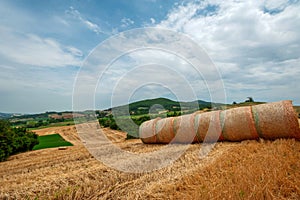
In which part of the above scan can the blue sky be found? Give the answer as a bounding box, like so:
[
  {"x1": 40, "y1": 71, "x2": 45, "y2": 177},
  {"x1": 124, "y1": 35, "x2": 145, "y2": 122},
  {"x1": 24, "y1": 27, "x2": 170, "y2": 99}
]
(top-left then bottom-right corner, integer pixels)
[{"x1": 0, "y1": 0, "x2": 300, "y2": 113}]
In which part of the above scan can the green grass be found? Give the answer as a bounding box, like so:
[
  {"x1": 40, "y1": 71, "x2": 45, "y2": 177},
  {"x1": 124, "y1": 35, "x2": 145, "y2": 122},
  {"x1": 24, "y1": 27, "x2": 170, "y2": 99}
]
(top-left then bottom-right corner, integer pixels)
[{"x1": 33, "y1": 134, "x2": 73, "y2": 150}]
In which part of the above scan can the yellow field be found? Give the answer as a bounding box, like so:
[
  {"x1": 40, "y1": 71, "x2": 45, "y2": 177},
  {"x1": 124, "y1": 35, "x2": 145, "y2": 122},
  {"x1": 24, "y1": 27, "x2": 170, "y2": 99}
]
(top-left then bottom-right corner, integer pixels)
[{"x1": 1, "y1": 121, "x2": 300, "y2": 199}]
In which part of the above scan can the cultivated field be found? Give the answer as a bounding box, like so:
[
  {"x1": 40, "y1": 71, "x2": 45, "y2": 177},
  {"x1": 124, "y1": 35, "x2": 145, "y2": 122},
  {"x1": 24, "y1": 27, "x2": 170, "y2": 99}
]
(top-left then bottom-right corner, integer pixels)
[{"x1": 1, "y1": 121, "x2": 300, "y2": 199}]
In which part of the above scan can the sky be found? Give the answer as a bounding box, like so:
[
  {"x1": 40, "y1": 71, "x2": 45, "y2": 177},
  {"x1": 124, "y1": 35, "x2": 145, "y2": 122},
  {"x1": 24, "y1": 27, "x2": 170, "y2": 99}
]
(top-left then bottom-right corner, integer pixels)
[{"x1": 0, "y1": 0, "x2": 300, "y2": 113}]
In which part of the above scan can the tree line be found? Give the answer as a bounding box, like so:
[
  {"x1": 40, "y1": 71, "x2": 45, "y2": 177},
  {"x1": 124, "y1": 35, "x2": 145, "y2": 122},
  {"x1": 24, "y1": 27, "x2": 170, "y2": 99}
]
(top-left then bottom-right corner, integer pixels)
[{"x1": 0, "y1": 120, "x2": 39, "y2": 161}]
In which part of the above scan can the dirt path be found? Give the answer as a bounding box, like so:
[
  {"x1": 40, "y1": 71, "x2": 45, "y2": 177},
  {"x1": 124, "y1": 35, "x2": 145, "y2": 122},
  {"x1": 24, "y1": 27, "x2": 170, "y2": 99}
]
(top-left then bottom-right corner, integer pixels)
[{"x1": 33, "y1": 124, "x2": 127, "y2": 146}]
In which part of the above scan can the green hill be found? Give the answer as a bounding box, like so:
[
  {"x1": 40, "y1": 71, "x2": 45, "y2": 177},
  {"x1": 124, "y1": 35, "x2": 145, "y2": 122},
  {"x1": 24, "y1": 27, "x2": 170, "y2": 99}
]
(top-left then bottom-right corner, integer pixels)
[{"x1": 110, "y1": 97, "x2": 213, "y2": 116}]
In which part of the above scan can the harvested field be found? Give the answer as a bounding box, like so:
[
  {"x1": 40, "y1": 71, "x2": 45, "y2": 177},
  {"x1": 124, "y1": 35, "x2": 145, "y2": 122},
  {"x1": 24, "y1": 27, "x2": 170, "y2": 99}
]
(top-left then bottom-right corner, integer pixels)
[{"x1": 1, "y1": 122, "x2": 300, "y2": 199}]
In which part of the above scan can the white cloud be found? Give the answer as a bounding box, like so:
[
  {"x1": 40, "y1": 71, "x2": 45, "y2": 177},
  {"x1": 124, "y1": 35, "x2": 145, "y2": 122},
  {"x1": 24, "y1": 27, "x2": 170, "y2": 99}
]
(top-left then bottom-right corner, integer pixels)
[
  {"x1": 81, "y1": 28, "x2": 225, "y2": 109},
  {"x1": 264, "y1": 0, "x2": 290, "y2": 11},
  {"x1": 66, "y1": 6, "x2": 104, "y2": 35},
  {"x1": 150, "y1": 18, "x2": 156, "y2": 24},
  {"x1": 158, "y1": 0, "x2": 300, "y2": 103},
  {"x1": 121, "y1": 17, "x2": 134, "y2": 28},
  {"x1": 0, "y1": 26, "x2": 83, "y2": 67}
]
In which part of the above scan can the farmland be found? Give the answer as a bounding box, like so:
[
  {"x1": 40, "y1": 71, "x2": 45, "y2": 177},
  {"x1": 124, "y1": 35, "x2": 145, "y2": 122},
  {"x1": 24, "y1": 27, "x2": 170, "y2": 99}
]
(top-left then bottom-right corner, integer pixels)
[
  {"x1": 32, "y1": 134, "x2": 73, "y2": 150},
  {"x1": 0, "y1": 121, "x2": 300, "y2": 199}
]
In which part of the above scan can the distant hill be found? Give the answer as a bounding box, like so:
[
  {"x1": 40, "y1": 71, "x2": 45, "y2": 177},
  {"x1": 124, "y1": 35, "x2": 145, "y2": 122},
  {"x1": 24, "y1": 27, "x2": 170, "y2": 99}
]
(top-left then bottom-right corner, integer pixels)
[
  {"x1": 109, "y1": 97, "x2": 215, "y2": 115},
  {"x1": 0, "y1": 112, "x2": 22, "y2": 119}
]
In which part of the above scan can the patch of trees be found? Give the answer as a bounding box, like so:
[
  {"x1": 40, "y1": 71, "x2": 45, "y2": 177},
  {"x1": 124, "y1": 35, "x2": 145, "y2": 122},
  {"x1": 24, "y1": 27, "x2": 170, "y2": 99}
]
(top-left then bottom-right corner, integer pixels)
[{"x1": 0, "y1": 120, "x2": 39, "y2": 161}]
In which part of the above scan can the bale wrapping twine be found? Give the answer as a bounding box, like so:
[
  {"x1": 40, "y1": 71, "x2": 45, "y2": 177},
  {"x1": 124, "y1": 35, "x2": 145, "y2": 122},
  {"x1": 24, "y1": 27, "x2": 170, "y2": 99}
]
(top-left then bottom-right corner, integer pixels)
[{"x1": 139, "y1": 100, "x2": 300, "y2": 144}]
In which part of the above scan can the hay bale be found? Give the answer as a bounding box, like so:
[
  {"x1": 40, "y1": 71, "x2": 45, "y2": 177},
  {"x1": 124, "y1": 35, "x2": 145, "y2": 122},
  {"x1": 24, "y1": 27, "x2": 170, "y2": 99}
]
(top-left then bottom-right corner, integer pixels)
[
  {"x1": 155, "y1": 117, "x2": 175, "y2": 144},
  {"x1": 139, "y1": 118, "x2": 161, "y2": 144},
  {"x1": 173, "y1": 114, "x2": 197, "y2": 143},
  {"x1": 194, "y1": 111, "x2": 223, "y2": 143},
  {"x1": 139, "y1": 100, "x2": 300, "y2": 144},
  {"x1": 252, "y1": 100, "x2": 300, "y2": 140},
  {"x1": 221, "y1": 106, "x2": 258, "y2": 141}
]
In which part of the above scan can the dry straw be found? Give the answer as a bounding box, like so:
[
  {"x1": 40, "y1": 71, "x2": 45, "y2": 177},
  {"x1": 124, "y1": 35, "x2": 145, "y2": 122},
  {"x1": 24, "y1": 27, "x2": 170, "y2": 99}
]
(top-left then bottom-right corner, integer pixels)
[
  {"x1": 139, "y1": 100, "x2": 300, "y2": 143},
  {"x1": 194, "y1": 110, "x2": 223, "y2": 143},
  {"x1": 139, "y1": 118, "x2": 161, "y2": 144},
  {"x1": 155, "y1": 117, "x2": 175, "y2": 143},
  {"x1": 220, "y1": 106, "x2": 258, "y2": 141},
  {"x1": 251, "y1": 100, "x2": 300, "y2": 140},
  {"x1": 172, "y1": 113, "x2": 197, "y2": 144}
]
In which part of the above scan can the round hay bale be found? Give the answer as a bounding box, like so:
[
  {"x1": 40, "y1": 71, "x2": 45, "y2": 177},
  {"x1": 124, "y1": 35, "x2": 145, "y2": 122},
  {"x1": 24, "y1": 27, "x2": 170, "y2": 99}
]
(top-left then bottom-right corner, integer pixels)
[
  {"x1": 155, "y1": 117, "x2": 175, "y2": 144},
  {"x1": 252, "y1": 100, "x2": 300, "y2": 140},
  {"x1": 139, "y1": 118, "x2": 161, "y2": 144},
  {"x1": 173, "y1": 113, "x2": 197, "y2": 143},
  {"x1": 194, "y1": 110, "x2": 223, "y2": 143},
  {"x1": 58, "y1": 147, "x2": 68, "y2": 150},
  {"x1": 221, "y1": 106, "x2": 258, "y2": 141},
  {"x1": 139, "y1": 100, "x2": 300, "y2": 144}
]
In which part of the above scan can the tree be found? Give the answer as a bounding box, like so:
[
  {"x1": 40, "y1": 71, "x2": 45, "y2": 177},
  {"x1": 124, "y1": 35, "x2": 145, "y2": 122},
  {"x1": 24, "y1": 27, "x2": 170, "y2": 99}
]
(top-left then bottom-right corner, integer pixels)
[
  {"x1": 245, "y1": 97, "x2": 254, "y2": 102},
  {"x1": 0, "y1": 120, "x2": 39, "y2": 161}
]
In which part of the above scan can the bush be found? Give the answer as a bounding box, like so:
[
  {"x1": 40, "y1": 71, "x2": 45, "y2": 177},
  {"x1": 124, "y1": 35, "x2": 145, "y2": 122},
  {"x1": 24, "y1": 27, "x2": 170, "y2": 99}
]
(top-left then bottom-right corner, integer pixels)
[
  {"x1": 167, "y1": 111, "x2": 181, "y2": 117},
  {"x1": 0, "y1": 120, "x2": 39, "y2": 161}
]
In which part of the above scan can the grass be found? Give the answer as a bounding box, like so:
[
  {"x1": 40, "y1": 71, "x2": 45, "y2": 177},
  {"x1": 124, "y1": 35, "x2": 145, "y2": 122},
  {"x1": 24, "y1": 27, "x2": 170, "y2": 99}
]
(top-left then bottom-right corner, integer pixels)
[{"x1": 33, "y1": 133, "x2": 73, "y2": 150}]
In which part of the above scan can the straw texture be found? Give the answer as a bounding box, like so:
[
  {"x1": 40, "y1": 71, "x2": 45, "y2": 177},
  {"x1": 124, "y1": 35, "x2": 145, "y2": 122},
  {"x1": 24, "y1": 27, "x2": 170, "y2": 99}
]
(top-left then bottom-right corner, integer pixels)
[
  {"x1": 252, "y1": 100, "x2": 300, "y2": 140},
  {"x1": 194, "y1": 111, "x2": 223, "y2": 143},
  {"x1": 173, "y1": 114, "x2": 197, "y2": 144},
  {"x1": 221, "y1": 106, "x2": 259, "y2": 141},
  {"x1": 139, "y1": 100, "x2": 300, "y2": 144},
  {"x1": 155, "y1": 117, "x2": 175, "y2": 144},
  {"x1": 139, "y1": 118, "x2": 160, "y2": 144}
]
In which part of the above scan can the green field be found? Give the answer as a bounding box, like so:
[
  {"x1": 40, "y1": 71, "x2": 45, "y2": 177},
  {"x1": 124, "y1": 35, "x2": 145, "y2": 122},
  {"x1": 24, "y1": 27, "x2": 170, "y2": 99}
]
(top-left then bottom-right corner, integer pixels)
[{"x1": 33, "y1": 134, "x2": 73, "y2": 150}]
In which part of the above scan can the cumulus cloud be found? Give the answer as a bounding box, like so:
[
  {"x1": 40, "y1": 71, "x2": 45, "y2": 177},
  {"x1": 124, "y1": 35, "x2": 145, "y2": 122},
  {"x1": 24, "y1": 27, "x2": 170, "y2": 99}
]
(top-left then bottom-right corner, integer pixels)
[{"x1": 158, "y1": 0, "x2": 300, "y2": 103}]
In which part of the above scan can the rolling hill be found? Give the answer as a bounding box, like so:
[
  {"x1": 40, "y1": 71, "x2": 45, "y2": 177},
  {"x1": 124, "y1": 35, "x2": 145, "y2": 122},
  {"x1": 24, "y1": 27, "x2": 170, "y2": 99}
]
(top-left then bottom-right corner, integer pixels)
[{"x1": 107, "y1": 97, "x2": 215, "y2": 115}]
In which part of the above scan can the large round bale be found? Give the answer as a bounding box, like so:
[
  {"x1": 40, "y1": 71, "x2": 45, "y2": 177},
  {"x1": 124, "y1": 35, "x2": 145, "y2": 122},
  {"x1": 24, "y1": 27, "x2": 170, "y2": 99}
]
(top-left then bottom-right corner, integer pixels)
[
  {"x1": 155, "y1": 117, "x2": 175, "y2": 144},
  {"x1": 139, "y1": 118, "x2": 161, "y2": 144},
  {"x1": 251, "y1": 100, "x2": 300, "y2": 140},
  {"x1": 173, "y1": 113, "x2": 197, "y2": 143},
  {"x1": 139, "y1": 100, "x2": 300, "y2": 144},
  {"x1": 221, "y1": 106, "x2": 258, "y2": 141},
  {"x1": 194, "y1": 110, "x2": 223, "y2": 143}
]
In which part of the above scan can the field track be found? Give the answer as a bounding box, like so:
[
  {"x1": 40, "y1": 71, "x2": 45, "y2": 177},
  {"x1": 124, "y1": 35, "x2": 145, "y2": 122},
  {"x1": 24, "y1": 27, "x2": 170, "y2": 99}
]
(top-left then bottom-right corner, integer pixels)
[{"x1": 0, "y1": 121, "x2": 300, "y2": 199}]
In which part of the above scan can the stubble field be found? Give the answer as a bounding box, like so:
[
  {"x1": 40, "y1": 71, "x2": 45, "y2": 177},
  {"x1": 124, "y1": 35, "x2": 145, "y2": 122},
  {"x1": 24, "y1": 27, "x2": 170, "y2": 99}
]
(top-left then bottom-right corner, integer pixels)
[{"x1": 1, "y1": 121, "x2": 300, "y2": 199}]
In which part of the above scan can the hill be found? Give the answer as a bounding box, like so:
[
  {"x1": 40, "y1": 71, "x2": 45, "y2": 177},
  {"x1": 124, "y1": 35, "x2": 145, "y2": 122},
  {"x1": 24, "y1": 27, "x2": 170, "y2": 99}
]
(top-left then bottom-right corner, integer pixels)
[{"x1": 108, "y1": 97, "x2": 214, "y2": 115}]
